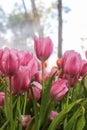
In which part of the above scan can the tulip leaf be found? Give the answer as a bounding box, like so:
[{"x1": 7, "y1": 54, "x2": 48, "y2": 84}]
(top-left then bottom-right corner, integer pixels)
[
  {"x1": 83, "y1": 75, "x2": 87, "y2": 89},
  {"x1": 75, "y1": 106, "x2": 85, "y2": 130},
  {"x1": 39, "y1": 72, "x2": 56, "y2": 128},
  {"x1": 64, "y1": 106, "x2": 85, "y2": 130},
  {"x1": 48, "y1": 99, "x2": 84, "y2": 130}
]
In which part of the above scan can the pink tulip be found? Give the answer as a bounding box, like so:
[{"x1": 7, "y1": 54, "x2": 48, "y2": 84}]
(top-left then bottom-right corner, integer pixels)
[
  {"x1": 32, "y1": 81, "x2": 42, "y2": 90},
  {"x1": 11, "y1": 66, "x2": 31, "y2": 95},
  {"x1": 34, "y1": 36, "x2": 53, "y2": 61},
  {"x1": 20, "y1": 50, "x2": 33, "y2": 66},
  {"x1": 28, "y1": 86, "x2": 41, "y2": 101},
  {"x1": 61, "y1": 50, "x2": 82, "y2": 76},
  {"x1": 80, "y1": 60, "x2": 87, "y2": 76},
  {"x1": 49, "y1": 111, "x2": 58, "y2": 121},
  {"x1": 34, "y1": 70, "x2": 49, "y2": 83},
  {"x1": 50, "y1": 78, "x2": 68, "y2": 101},
  {"x1": 28, "y1": 57, "x2": 39, "y2": 77},
  {"x1": 0, "y1": 92, "x2": 5, "y2": 107},
  {"x1": 62, "y1": 74, "x2": 78, "y2": 87},
  {"x1": 0, "y1": 47, "x2": 20, "y2": 76},
  {"x1": 22, "y1": 115, "x2": 31, "y2": 129}
]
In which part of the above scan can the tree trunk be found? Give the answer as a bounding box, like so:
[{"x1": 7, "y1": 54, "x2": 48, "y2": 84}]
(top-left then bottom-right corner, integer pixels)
[
  {"x1": 30, "y1": 0, "x2": 43, "y2": 37},
  {"x1": 21, "y1": 0, "x2": 34, "y2": 37},
  {"x1": 58, "y1": 0, "x2": 62, "y2": 58}
]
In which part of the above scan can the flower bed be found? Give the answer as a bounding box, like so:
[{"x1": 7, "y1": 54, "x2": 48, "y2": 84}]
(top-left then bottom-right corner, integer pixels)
[{"x1": 0, "y1": 36, "x2": 87, "y2": 130}]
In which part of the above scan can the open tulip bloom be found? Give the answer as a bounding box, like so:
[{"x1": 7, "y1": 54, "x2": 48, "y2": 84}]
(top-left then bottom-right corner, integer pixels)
[{"x1": 0, "y1": 36, "x2": 87, "y2": 130}]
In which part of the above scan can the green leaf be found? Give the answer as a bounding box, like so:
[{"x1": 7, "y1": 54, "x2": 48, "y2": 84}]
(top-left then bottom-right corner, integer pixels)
[
  {"x1": 48, "y1": 99, "x2": 83, "y2": 130},
  {"x1": 75, "y1": 106, "x2": 85, "y2": 130},
  {"x1": 64, "y1": 106, "x2": 85, "y2": 130},
  {"x1": 39, "y1": 72, "x2": 56, "y2": 127}
]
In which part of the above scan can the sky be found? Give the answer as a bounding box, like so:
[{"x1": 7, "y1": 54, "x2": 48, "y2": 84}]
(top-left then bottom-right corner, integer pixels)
[
  {"x1": 63, "y1": 0, "x2": 87, "y2": 57},
  {"x1": 0, "y1": 0, "x2": 87, "y2": 67}
]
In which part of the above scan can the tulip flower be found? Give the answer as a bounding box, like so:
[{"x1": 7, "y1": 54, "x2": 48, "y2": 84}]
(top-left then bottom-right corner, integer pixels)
[
  {"x1": 49, "y1": 111, "x2": 58, "y2": 121},
  {"x1": 20, "y1": 50, "x2": 33, "y2": 66},
  {"x1": 11, "y1": 66, "x2": 31, "y2": 95},
  {"x1": 28, "y1": 57, "x2": 39, "y2": 77},
  {"x1": 28, "y1": 86, "x2": 41, "y2": 101},
  {"x1": 61, "y1": 50, "x2": 82, "y2": 76},
  {"x1": 0, "y1": 47, "x2": 20, "y2": 76},
  {"x1": 34, "y1": 70, "x2": 49, "y2": 83},
  {"x1": 80, "y1": 60, "x2": 87, "y2": 76},
  {"x1": 22, "y1": 115, "x2": 31, "y2": 129},
  {"x1": 50, "y1": 78, "x2": 68, "y2": 101},
  {"x1": 62, "y1": 74, "x2": 78, "y2": 87},
  {"x1": 0, "y1": 92, "x2": 5, "y2": 107},
  {"x1": 34, "y1": 36, "x2": 53, "y2": 61}
]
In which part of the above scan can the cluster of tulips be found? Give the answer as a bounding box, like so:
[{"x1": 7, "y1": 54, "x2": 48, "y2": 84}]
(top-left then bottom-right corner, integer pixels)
[{"x1": 0, "y1": 36, "x2": 87, "y2": 130}]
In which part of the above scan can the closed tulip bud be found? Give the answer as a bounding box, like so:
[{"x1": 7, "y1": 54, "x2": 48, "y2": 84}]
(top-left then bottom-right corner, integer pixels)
[
  {"x1": 61, "y1": 50, "x2": 82, "y2": 76},
  {"x1": 28, "y1": 57, "x2": 39, "y2": 77},
  {"x1": 34, "y1": 70, "x2": 49, "y2": 83},
  {"x1": 0, "y1": 47, "x2": 20, "y2": 76},
  {"x1": 20, "y1": 50, "x2": 33, "y2": 66},
  {"x1": 50, "y1": 78, "x2": 68, "y2": 101},
  {"x1": 11, "y1": 66, "x2": 31, "y2": 95},
  {"x1": 62, "y1": 74, "x2": 78, "y2": 87},
  {"x1": 80, "y1": 60, "x2": 87, "y2": 76},
  {"x1": 22, "y1": 115, "x2": 31, "y2": 129},
  {"x1": 28, "y1": 87, "x2": 41, "y2": 101},
  {"x1": 49, "y1": 111, "x2": 58, "y2": 121},
  {"x1": 34, "y1": 36, "x2": 53, "y2": 61}
]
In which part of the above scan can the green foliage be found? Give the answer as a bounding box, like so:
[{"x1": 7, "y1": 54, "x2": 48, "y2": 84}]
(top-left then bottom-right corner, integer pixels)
[{"x1": 0, "y1": 107, "x2": 7, "y2": 127}]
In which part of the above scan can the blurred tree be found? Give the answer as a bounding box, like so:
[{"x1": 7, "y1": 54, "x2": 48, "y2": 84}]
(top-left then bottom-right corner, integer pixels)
[
  {"x1": 7, "y1": 3, "x2": 34, "y2": 46},
  {"x1": 58, "y1": 0, "x2": 71, "y2": 58},
  {"x1": 6, "y1": 0, "x2": 59, "y2": 51},
  {"x1": 58, "y1": 0, "x2": 62, "y2": 58},
  {"x1": 30, "y1": 0, "x2": 43, "y2": 37}
]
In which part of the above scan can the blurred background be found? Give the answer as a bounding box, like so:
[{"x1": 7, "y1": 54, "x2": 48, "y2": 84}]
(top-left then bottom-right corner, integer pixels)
[{"x1": 0, "y1": 0, "x2": 87, "y2": 67}]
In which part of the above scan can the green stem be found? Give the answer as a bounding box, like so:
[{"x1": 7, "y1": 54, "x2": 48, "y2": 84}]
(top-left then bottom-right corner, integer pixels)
[
  {"x1": 4, "y1": 78, "x2": 9, "y2": 119},
  {"x1": 23, "y1": 92, "x2": 27, "y2": 115},
  {"x1": 17, "y1": 95, "x2": 22, "y2": 130},
  {"x1": 38, "y1": 61, "x2": 45, "y2": 129},
  {"x1": 63, "y1": 92, "x2": 69, "y2": 129},
  {"x1": 0, "y1": 120, "x2": 9, "y2": 130},
  {"x1": 30, "y1": 87, "x2": 39, "y2": 130},
  {"x1": 41, "y1": 60, "x2": 45, "y2": 93},
  {"x1": 9, "y1": 76, "x2": 13, "y2": 130}
]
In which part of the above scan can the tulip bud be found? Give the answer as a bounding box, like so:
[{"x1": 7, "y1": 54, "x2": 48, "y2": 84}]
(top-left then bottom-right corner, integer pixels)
[
  {"x1": 50, "y1": 78, "x2": 68, "y2": 101},
  {"x1": 28, "y1": 87, "x2": 41, "y2": 101},
  {"x1": 11, "y1": 66, "x2": 31, "y2": 95},
  {"x1": 80, "y1": 60, "x2": 87, "y2": 76},
  {"x1": 22, "y1": 115, "x2": 31, "y2": 129},
  {"x1": 0, "y1": 47, "x2": 20, "y2": 76},
  {"x1": 20, "y1": 50, "x2": 33, "y2": 66},
  {"x1": 61, "y1": 50, "x2": 82, "y2": 76},
  {"x1": 34, "y1": 36, "x2": 53, "y2": 61},
  {"x1": 49, "y1": 111, "x2": 58, "y2": 121},
  {"x1": 34, "y1": 70, "x2": 49, "y2": 83}
]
